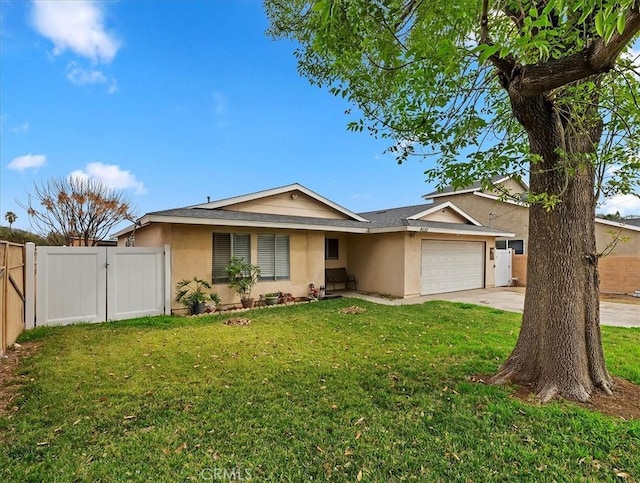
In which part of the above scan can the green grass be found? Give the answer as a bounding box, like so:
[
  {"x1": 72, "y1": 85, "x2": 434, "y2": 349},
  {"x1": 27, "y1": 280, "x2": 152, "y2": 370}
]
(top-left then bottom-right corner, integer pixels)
[{"x1": 1, "y1": 299, "x2": 639, "y2": 482}]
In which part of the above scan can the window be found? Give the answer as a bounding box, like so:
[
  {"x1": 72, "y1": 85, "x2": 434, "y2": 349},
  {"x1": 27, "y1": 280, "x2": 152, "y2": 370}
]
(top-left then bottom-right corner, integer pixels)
[
  {"x1": 495, "y1": 239, "x2": 525, "y2": 255},
  {"x1": 325, "y1": 238, "x2": 339, "y2": 260},
  {"x1": 258, "y1": 234, "x2": 290, "y2": 280},
  {"x1": 212, "y1": 233, "x2": 250, "y2": 283}
]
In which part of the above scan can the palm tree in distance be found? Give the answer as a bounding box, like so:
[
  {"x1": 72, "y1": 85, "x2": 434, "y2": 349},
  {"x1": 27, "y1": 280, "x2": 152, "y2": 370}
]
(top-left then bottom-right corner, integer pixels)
[{"x1": 4, "y1": 211, "x2": 17, "y2": 229}]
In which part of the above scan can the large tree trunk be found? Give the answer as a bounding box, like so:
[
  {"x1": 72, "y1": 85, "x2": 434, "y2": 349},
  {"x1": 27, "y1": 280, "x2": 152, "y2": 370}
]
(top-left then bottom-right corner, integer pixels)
[{"x1": 491, "y1": 90, "x2": 613, "y2": 402}]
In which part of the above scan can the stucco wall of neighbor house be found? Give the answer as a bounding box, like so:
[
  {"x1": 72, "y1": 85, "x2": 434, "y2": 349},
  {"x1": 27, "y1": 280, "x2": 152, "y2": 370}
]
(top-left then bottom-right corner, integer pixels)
[
  {"x1": 324, "y1": 232, "x2": 349, "y2": 271},
  {"x1": 436, "y1": 194, "x2": 530, "y2": 243},
  {"x1": 599, "y1": 256, "x2": 640, "y2": 293},
  {"x1": 348, "y1": 232, "x2": 406, "y2": 297},
  {"x1": 595, "y1": 224, "x2": 640, "y2": 256},
  {"x1": 490, "y1": 178, "x2": 528, "y2": 196},
  {"x1": 512, "y1": 254, "x2": 528, "y2": 286},
  {"x1": 120, "y1": 223, "x2": 169, "y2": 247},
  {"x1": 225, "y1": 192, "x2": 349, "y2": 219},
  {"x1": 511, "y1": 254, "x2": 639, "y2": 293}
]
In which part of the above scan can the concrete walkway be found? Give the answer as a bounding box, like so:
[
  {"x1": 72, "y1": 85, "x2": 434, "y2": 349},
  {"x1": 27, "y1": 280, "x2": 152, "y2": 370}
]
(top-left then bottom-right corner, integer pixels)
[{"x1": 343, "y1": 287, "x2": 639, "y2": 328}]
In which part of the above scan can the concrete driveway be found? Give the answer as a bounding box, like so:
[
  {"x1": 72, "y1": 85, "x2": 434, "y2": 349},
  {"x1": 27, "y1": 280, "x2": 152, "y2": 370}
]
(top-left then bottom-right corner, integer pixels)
[{"x1": 349, "y1": 288, "x2": 640, "y2": 328}]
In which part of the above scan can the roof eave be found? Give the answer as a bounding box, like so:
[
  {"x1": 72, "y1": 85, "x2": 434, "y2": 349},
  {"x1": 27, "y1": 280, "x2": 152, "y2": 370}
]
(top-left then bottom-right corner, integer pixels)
[
  {"x1": 136, "y1": 214, "x2": 370, "y2": 234},
  {"x1": 369, "y1": 226, "x2": 515, "y2": 237}
]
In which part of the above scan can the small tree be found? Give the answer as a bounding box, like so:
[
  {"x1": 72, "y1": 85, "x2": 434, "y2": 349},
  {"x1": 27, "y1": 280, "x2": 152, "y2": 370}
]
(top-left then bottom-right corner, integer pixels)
[
  {"x1": 225, "y1": 256, "x2": 260, "y2": 303},
  {"x1": 4, "y1": 211, "x2": 17, "y2": 229},
  {"x1": 19, "y1": 177, "x2": 135, "y2": 246}
]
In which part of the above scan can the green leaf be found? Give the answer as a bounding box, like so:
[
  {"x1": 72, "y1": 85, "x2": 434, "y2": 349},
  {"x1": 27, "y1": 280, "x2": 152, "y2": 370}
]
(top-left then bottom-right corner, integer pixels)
[
  {"x1": 617, "y1": 14, "x2": 626, "y2": 35},
  {"x1": 595, "y1": 10, "x2": 605, "y2": 37}
]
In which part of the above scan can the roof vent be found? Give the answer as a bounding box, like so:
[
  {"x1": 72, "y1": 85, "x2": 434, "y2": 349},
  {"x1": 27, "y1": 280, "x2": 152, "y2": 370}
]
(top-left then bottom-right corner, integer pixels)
[{"x1": 376, "y1": 210, "x2": 387, "y2": 214}]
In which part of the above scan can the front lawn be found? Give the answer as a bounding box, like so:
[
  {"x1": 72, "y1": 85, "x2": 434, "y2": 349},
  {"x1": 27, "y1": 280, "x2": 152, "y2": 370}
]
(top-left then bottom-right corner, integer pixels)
[{"x1": 1, "y1": 299, "x2": 639, "y2": 481}]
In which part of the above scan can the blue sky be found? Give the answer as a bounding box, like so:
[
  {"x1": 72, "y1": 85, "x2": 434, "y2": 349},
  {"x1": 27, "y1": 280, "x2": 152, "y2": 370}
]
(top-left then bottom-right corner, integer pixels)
[{"x1": 1, "y1": 1, "x2": 638, "y2": 234}]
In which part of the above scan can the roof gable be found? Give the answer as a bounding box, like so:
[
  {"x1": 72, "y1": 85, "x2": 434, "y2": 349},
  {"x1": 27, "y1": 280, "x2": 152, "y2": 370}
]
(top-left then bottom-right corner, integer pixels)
[
  {"x1": 406, "y1": 201, "x2": 481, "y2": 226},
  {"x1": 193, "y1": 184, "x2": 368, "y2": 222}
]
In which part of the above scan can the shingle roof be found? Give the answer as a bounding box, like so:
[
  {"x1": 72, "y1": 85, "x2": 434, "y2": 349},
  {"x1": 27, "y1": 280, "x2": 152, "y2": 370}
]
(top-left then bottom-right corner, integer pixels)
[
  {"x1": 140, "y1": 201, "x2": 511, "y2": 236},
  {"x1": 148, "y1": 207, "x2": 368, "y2": 230},
  {"x1": 359, "y1": 203, "x2": 510, "y2": 235},
  {"x1": 621, "y1": 218, "x2": 640, "y2": 227}
]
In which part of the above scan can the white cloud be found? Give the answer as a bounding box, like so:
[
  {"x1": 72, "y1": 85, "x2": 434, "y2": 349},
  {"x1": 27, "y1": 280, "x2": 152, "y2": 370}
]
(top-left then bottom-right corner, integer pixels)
[
  {"x1": 70, "y1": 162, "x2": 146, "y2": 194},
  {"x1": 107, "y1": 79, "x2": 118, "y2": 95},
  {"x1": 31, "y1": 0, "x2": 120, "y2": 63},
  {"x1": 66, "y1": 62, "x2": 107, "y2": 85},
  {"x1": 11, "y1": 121, "x2": 29, "y2": 133},
  {"x1": 8, "y1": 153, "x2": 46, "y2": 171},
  {"x1": 212, "y1": 92, "x2": 228, "y2": 116},
  {"x1": 599, "y1": 194, "x2": 640, "y2": 217}
]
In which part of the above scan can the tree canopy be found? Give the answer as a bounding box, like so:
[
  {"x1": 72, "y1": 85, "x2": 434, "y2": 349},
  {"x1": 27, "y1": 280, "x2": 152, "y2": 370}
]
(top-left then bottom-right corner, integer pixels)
[
  {"x1": 266, "y1": 1, "x2": 640, "y2": 402},
  {"x1": 19, "y1": 177, "x2": 135, "y2": 246},
  {"x1": 267, "y1": 0, "x2": 639, "y2": 205}
]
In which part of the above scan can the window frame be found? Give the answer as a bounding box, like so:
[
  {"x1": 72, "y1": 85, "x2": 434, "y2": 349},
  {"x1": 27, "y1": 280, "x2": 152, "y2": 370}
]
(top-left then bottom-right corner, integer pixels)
[
  {"x1": 495, "y1": 239, "x2": 525, "y2": 255},
  {"x1": 325, "y1": 238, "x2": 339, "y2": 260},
  {"x1": 212, "y1": 232, "x2": 251, "y2": 283},
  {"x1": 258, "y1": 233, "x2": 290, "y2": 281}
]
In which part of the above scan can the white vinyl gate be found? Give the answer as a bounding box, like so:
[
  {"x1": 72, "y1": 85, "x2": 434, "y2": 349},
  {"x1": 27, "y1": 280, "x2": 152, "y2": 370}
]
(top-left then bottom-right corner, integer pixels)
[
  {"x1": 494, "y1": 248, "x2": 513, "y2": 287},
  {"x1": 34, "y1": 246, "x2": 170, "y2": 327}
]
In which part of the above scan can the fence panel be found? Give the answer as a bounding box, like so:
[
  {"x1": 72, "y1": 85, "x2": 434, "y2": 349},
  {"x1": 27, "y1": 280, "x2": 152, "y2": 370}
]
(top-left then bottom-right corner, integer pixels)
[
  {"x1": 107, "y1": 247, "x2": 166, "y2": 320},
  {"x1": 1, "y1": 242, "x2": 25, "y2": 356},
  {"x1": 36, "y1": 247, "x2": 107, "y2": 326},
  {"x1": 35, "y1": 246, "x2": 168, "y2": 327}
]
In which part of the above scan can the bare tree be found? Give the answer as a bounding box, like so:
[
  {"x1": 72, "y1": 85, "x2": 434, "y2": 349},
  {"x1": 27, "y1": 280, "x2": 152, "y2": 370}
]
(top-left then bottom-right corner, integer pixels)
[
  {"x1": 4, "y1": 211, "x2": 17, "y2": 229},
  {"x1": 19, "y1": 177, "x2": 135, "y2": 246}
]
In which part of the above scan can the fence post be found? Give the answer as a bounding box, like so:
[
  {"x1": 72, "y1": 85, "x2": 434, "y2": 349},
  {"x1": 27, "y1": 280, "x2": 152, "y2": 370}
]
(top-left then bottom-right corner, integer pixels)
[
  {"x1": 25, "y1": 243, "x2": 36, "y2": 329},
  {"x1": 164, "y1": 244, "x2": 171, "y2": 315}
]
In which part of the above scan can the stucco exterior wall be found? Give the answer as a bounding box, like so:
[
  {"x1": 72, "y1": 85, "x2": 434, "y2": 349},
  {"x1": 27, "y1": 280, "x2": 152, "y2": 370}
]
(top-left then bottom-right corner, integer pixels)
[
  {"x1": 599, "y1": 256, "x2": 640, "y2": 293},
  {"x1": 117, "y1": 223, "x2": 168, "y2": 248},
  {"x1": 512, "y1": 254, "x2": 528, "y2": 286},
  {"x1": 324, "y1": 232, "x2": 349, "y2": 270},
  {"x1": 595, "y1": 224, "x2": 640, "y2": 256},
  {"x1": 348, "y1": 232, "x2": 497, "y2": 298},
  {"x1": 348, "y1": 232, "x2": 406, "y2": 297},
  {"x1": 226, "y1": 192, "x2": 349, "y2": 219},
  {"x1": 168, "y1": 225, "x2": 325, "y2": 310},
  {"x1": 492, "y1": 178, "x2": 527, "y2": 196},
  {"x1": 436, "y1": 194, "x2": 530, "y2": 242},
  {"x1": 435, "y1": 193, "x2": 640, "y2": 256}
]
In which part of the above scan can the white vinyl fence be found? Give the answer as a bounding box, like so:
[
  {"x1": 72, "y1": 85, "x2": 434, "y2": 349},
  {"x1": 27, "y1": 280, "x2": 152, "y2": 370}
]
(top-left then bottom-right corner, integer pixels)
[{"x1": 25, "y1": 244, "x2": 171, "y2": 328}]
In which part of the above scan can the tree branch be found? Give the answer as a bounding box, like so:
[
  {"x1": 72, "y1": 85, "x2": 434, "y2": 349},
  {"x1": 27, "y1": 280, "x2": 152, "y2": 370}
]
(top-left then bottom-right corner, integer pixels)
[{"x1": 517, "y1": 8, "x2": 640, "y2": 97}]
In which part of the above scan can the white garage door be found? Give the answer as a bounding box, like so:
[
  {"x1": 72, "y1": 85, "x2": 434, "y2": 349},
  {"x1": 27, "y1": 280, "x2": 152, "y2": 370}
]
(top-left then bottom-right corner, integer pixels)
[{"x1": 421, "y1": 240, "x2": 485, "y2": 295}]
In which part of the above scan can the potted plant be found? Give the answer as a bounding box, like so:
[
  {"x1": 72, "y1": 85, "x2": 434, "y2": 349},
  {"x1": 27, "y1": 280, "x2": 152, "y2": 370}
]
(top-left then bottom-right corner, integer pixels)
[
  {"x1": 264, "y1": 292, "x2": 280, "y2": 306},
  {"x1": 225, "y1": 256, "x2": 260, "y2": 308},
  {"x1": 176, "y1": 277, "x2": 220, "y2": 315}
]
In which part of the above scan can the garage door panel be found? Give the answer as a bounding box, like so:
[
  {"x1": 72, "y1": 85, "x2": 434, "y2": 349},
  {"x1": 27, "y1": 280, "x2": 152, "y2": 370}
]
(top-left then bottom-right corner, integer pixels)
[{"x1": 421, "y1": 240, "x2": 484, "y2": 295}]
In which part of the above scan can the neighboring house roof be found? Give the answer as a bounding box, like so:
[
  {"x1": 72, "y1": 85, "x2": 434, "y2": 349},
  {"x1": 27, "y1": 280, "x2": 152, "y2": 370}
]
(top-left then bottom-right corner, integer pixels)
[
  {"x1": 423, "y1": 175, "x2": 529, "y2": 200},
  {"x1": 595, "y1": 217, "x2": 640, "y2": 232},
  {"x1": 115, "y1": 184, "x2": 515, "y2": 239},
  {"x1": 422, "y1": 176, "x2": 640, "y2": 233}
]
